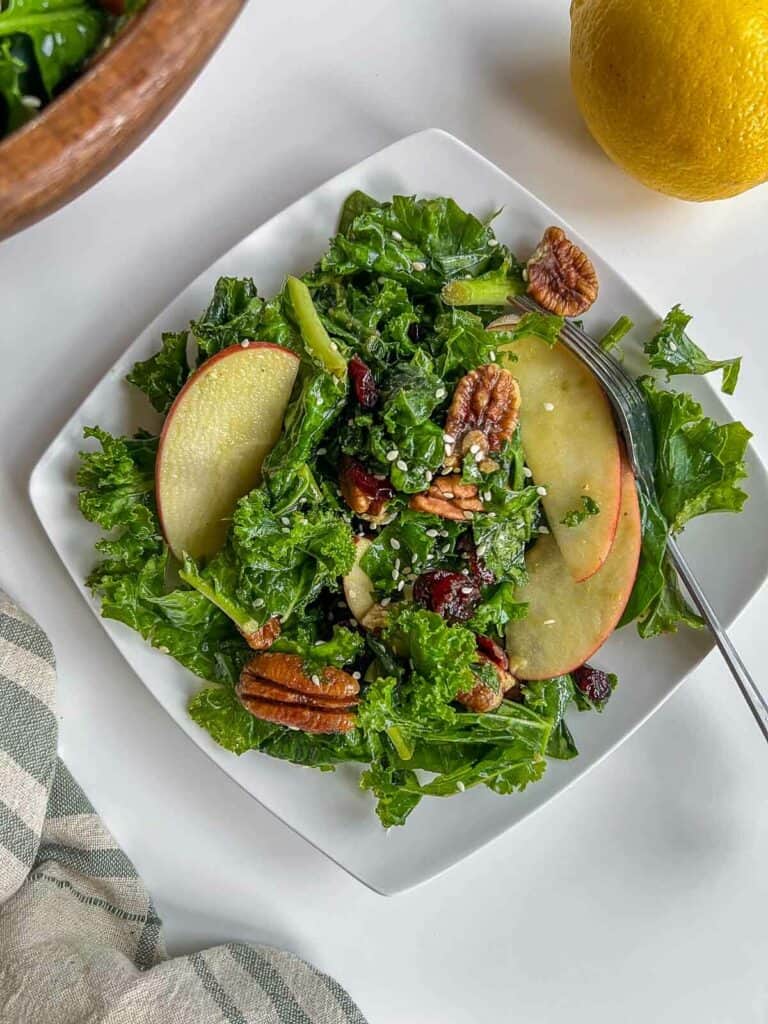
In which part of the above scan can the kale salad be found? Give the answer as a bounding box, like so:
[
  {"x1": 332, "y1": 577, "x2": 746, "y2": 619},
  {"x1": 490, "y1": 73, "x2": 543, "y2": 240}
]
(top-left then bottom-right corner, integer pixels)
[
  {"x1": 77, "y1": 192, "x2": 750, "y2": 827},
  {"x1": 0, "y1": 1, "x2": 147, "y2": 140}
]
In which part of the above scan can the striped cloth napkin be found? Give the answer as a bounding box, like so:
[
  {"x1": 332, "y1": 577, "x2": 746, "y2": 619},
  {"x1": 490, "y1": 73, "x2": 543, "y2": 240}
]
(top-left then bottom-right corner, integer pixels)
[{"x1": 0, "y1": 591, "x2": 368, "y2": 1024}]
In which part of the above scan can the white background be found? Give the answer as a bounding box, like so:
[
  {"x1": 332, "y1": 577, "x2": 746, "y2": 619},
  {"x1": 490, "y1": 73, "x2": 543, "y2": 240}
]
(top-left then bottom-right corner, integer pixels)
[{"x1": 2, "y1": 2, "x2": 767, "y2": 1021}]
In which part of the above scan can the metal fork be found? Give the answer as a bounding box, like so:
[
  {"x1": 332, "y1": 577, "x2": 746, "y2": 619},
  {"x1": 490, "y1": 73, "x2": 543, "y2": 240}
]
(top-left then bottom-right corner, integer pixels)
[{"x1": 512, "y1": 294, "x2": 768, "y2": 741}]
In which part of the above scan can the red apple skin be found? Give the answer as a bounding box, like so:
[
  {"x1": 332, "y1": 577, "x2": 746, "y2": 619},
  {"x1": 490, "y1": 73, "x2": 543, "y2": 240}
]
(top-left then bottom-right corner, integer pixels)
[
  {"x1": 156, "y1": 341, "x2": 300, "y2": 559},
  {"x1": 507, "y1": 459, "x2": 641, "y2": 680}
]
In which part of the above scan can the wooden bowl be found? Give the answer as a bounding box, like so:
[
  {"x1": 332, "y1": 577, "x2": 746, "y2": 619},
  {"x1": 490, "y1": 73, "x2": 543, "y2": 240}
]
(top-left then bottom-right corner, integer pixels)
[{"x1": 0, "y1": 0, "x2": 245, "y2": 241}]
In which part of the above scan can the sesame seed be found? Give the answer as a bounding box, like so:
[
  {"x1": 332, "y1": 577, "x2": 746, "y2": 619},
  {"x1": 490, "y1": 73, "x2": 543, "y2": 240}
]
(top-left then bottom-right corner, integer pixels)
[
  {"x1": 488, "y1": 238, "x2": 499, "y2": 248},
  {"x1": 536, "y1": 486, "x2": 548, "y2": 496},
  {"x1": 392, "y1": 569, "x2": 400, "y2": 580},
  {"x1": 489, "y1": 351, "x2": 497, "y2": 362},
  {"x1": 316, "y1": 447, "x2": 327, "y2": 455},
  {"x1": 442, "y1": 492, "x2": 454, "y2": 499},
  {"x1": 523, "y1": 467, "x2": 533, "y2": 479},
  {"x1": 543, "y1": 402, "x2": 555, "y2": 412},
  {"x1": 397, "y1": 579, "x2": 405, "y2": 591},
  {"x1": 461, "y1": 586, "x2": 474, "y2": 595},
  {"x1": 543, "y1": 619, "x2": 556, "y2": 626},
  {"x1": 311, "y1": 674, "x2": 321, "y2": 685},
  {"x1": 443, "y1": 433, "x2": 455, "y2": 443},
  {"x1": 253, "y1": 598, "x2": 265, "y2": 607},
  {"x1": 352, "y1": 671, "x2": 361, "y2": 679},
  {"x1": 456, "y1": 781, "x2": 466, "y2": 791},
  {"x1": 482, "y1": 491, "x2": 492, "y2": 502},
  {"x1": 412, "y1": 260, "x2": 427, "y2": 272},
  {"x1": 403, "y1": 566, "x2": 412, "y2": 574},
  {"x1": 390, "y1": 538, "x2": 401, "y2": 550},
  {"x1": 281, "y1": 516, "x2": 290, "y2": 526},
  {"x1": 487, "y1": 512, "x2": 497, "y2": 518},
  {"x1": 381, "y1": 597, "x2": 391, "y2": 607},
  {"x1": 157, "y1": 645, "x2": 170, "y2": 655},
  {"x1": 469, "y1": 443, "x2": 481, "y2": 454},
  {"x1": 21, "y1": 94, "x2": 41, "y2": 109},
  {"x1": 240, "y1": 340, "x2": 250, "y2": 348},
  {"x1": 386, "y1": 450, "x2": 399, "y2": 462},
  {"x1": 396, "y1": 459, "x2": 408, "y2": 472},
  {"x1": 435, "y1": 387, "x2": 447, "y2": 399},
  {"x1": 538, "y1": 525, "x2": 550, "y2": 534},
  {"x1": 474, "y1": 452, "x2": 484, "y2": 463},
  {"x1": 522, "y1": 268, "x2": 529, "y2": 282},
  {"x1": 391, "y1": 230, "x2": 403, "y2": 241},
  {"x1": 330, "y1": 341, "x2": 339, "y2": 351},
  {"x1": 463, "y1": 510, "x2": 475, "y2": 520},
  {"x1": 668, "y1": 340, "x2": 677, "y2": 352},
  {"x1": 426, "y1": 529, "x2": 439, "y2": 538},
  {"x1": 314, "y1": 639, "x2": 324, "y2": 646},
  {"x1": 444, "y1": 444, "x2": 454, "y2": 456}
]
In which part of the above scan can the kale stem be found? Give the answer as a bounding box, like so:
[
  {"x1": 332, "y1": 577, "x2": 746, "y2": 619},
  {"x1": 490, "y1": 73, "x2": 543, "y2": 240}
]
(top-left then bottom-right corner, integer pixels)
[
  {"x1": 287, "y1": 276, "x2": 348, "y2": 378},
  {"x1": 599, "y1": 315, "x2": 633, "y2": 353},
  {"x1": 441, "y1": 263, "x2": 526, "y2": 307}
]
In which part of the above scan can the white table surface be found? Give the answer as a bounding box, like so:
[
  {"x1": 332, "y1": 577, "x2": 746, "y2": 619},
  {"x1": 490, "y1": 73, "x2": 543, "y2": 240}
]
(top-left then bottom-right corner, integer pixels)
[{"x1": 2, "y1": 2, "x2": 767, "y2": 1021}]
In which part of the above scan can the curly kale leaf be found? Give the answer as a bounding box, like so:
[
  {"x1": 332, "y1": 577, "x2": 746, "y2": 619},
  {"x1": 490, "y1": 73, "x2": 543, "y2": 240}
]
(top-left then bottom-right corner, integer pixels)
[
  {"x1": 644, "y1": 306, "x2": 741, "y2": 396},
  {"x1": 323, "y1": 193, "x2": 505, "y2": 292},
  {"x1": 126, "y1": 331, "x2": 190, "y2": 414},
  {"x1": 181, "y1": 489, "x2": 356, "y2": 635}
]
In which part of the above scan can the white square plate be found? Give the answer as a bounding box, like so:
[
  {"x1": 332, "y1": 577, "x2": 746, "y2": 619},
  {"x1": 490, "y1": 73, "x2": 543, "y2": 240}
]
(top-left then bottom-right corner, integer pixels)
[{"x1": 30, "y1": 130, "x2": 768, "y2": 895}]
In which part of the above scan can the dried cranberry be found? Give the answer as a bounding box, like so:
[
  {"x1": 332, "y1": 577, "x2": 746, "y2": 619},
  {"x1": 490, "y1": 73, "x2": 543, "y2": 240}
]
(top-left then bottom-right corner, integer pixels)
[
  {"x1": 476, "y1": 635, "x2": 509, "y2": 671},
  {"x1": 407, "y1": 322, "x2": 425, "y2": 343},
  {"x1": 572, "y1": 664, "x2": 613, "y2": 705},
  {"x1": 349, "y1": 355, "x2": 379, "y2": 409},
  {"x1": 457, "y1": 534, "x2": 495, "y2": 587},
  {"x1": 413, "y1": 569, "x2": 481, "y2": 622}
]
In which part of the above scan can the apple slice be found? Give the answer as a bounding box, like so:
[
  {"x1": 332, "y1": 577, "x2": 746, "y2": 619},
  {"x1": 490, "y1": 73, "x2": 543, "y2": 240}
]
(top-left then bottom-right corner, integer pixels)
[
  {"x1": 488, "y1": 315, "x2": 622, "y2": 582},
  {"x1": 343, "y1": 538, "x2": 376, "y2": 622},
  {"x1": 505, "y1": 459, "x2": 641, "y2": 680},
  {"x1": 156, "y1": 342, "x2": 300, "y2": 559}
]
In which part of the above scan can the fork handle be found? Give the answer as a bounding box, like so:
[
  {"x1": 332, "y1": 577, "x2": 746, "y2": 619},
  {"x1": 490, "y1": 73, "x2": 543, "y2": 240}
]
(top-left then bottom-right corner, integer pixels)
[{"x1": 666, "y1": 536, "x2": 768, "y2": 740}]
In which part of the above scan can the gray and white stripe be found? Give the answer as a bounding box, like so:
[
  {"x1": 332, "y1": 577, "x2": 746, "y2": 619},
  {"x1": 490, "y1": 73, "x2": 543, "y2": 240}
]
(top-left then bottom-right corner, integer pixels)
[{"x1": 0, "y1": 590, "x2": 367, "y2": 1023}]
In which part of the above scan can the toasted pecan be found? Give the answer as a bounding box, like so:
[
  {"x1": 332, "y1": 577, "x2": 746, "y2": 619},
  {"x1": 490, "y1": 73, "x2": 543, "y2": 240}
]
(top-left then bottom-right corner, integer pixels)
[
  {"x1": 443, "y1": 365, "x2": 520, "y2": 473},
  {"x1": 246, "y1": 653, "x2": 359, "y2": 699},
  {"x1": 409, "y1": 474, "x2": 484, "y2": 521},
  {"x1": 456, "y1": 654, "x2": 519, "y2": 713},
  {"x1": 237, "y1": 696, "x2": 357, "y2": 734},
  {"x1": 237, "y1": 674, "x2": 359, "y2": 710},
  {"x1": 526, "y1": 226, "x2": 598, "y2": 318},
  {"x1": 240, "y1": 616, "x2": 281, "y2": 651}
]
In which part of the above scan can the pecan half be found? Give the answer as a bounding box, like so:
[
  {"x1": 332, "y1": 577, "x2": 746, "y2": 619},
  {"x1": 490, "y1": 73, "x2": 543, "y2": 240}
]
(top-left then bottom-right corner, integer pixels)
[
  {"x1": 443, "y1": 365, "x2": 521, "y2": 473},
  {"x1": 360, "y1": 603, "x2": 390, "y2": 633},
  {"x1": 339, "y1": 455, "x2": 394, "y2": 523},
  {"x1": 236, "y1": 696, "x2": 358, "y2": 734},
  {"x1": 526, "y1": 226, "x2": 598, "y2": 318},
  {"x1": 240, "y1": 616, "x2": 281, "y2": 651},
  {"x1": 246, "y1": 653, "x2": 359, "y2": 699},
  {"x1": 237, "y1": 654, "x2": 360, "y2": 735},
  {"x1": 456, "y1": 651, "x2": 519, "y2": 713},
  {"x1": 238, "y1": 673, "x2": 359, "y2": 709},
  {"x1": 409, "y1": 474, "x2": 484, "y2": 521}
]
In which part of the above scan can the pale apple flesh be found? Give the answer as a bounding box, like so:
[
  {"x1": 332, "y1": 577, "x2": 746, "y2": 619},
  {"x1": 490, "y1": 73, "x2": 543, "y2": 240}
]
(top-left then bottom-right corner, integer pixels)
[
  {"x1": 488, "y1": 316, "x2": 622, "y2": 582},
  {"x1": 156, "y1": 342, "x2": 300, "y2": 560},
  {"x1": 505, "y1": 459, "x2": 641, "y2": 680},
  {"x1": 343, "y1": 537, "x2": 376, "y2": 623}
]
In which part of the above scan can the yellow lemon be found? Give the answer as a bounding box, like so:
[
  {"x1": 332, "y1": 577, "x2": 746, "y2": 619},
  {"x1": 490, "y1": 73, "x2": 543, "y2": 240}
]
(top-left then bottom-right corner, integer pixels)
[{"x1": 570, "y1": 0, "x2": 768, "y2": 201}]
